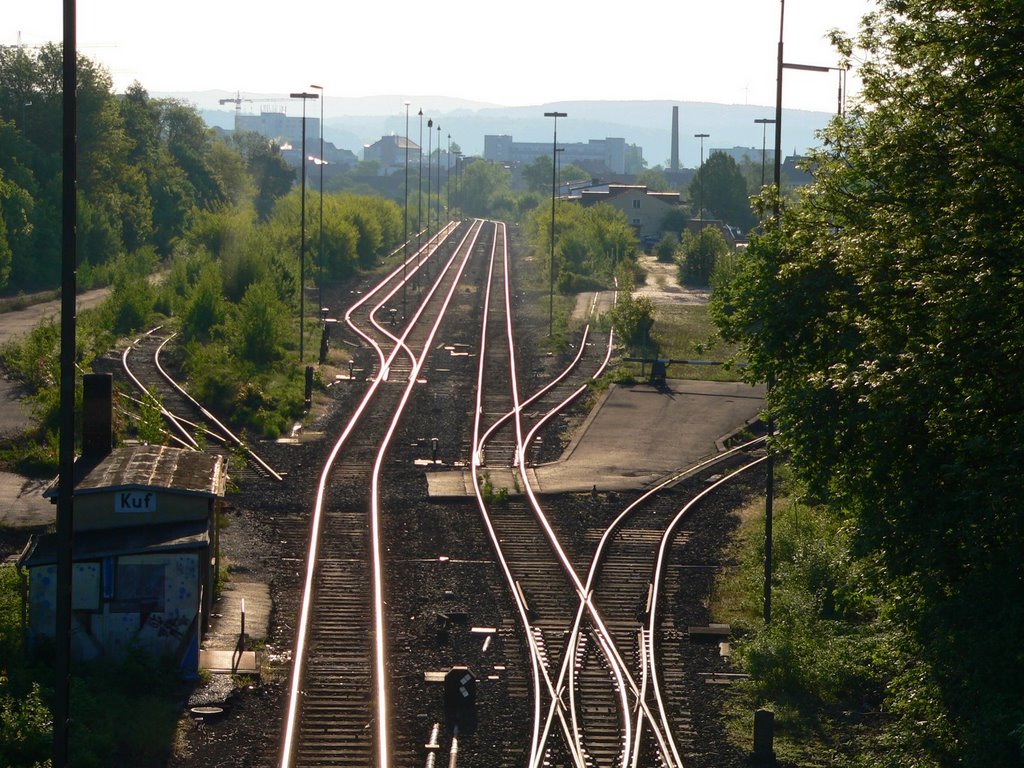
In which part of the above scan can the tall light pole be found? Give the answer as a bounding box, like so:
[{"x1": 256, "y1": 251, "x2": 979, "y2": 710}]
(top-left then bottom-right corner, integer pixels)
[
  {"x1": 417, "y1": 109, "x2": 423, "y2": 256},
  {"x1": 446, "y1": 133, "x2": 451, "y2": 218},
  {"x1": 544, "y1": 110, "x2": 566, "y2": 337},
  {"x1": 290, "y1": 91, "x2": 319, "y2": 364},
  {"x1": 310, "y1": 84, "x2": 324, "y2": 318},
  {"x1": 754, "y1": 118, "x2": 775, "y2": 189},
  {"x1": 426, "y1": 118, "x2": 433, "y2": 240},
  {"x1": 694, "y1": 132, "x2": 709, "y2": 233},
  {"x1": 767, "y1": 0, "x2": 838, "y2": 624},
  {"x1": 436, "y1": 122, "x2": 442, "y2": 234},
  {"x1": 403, "y1": 100, "x2": 410, "y2": 318}
]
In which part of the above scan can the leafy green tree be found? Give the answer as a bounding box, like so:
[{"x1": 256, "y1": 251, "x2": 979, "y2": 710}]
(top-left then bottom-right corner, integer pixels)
[
  {"x1": 180, "y1": 261, "x2": 228, "y2": 343},
  {"x1": 522, "y1": 155, "x2": 553, "y2": 194},
  {"x1": 636, "y1": 168, "x2": 670, "y2": 192},
  {"x1": 234, "y1": 279, "x2": 287, "y2": 367},
  {"x1": 689, "y1": 151, "x2": 755, "y2": 232},
  {"x1": 653, "y1": 233, "x2": 677, "y2": 262},
  {"x1": 159, "y1": 99, "x2": 227, "y2": 210},
  {"x1": 526, "y1": 201, "x2": 637, "y2": 291},
  {"x1": 679, "y1": 227, "x2": 730, "y2": 287},
  {"x1": 712, "y1": 1, "x2": 1024, "y2": 762},
  {"x1": 608, "y1": 278, "x2": 655, "y2": 350},
  {"x1": 460, "y1": 161, "x2": 512, "y2": 218},
  {"x1": 231, "y1": 131, "x2": 293, "y2": 221}
]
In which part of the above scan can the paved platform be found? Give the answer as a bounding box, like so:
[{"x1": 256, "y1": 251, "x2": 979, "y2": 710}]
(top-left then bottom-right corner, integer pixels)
[
  {"x1": 0, "y1": 471, "x2": 53, "y2": 537},
  {"x1": 200, "y1": 579, "x2": 271, "y2": 675},
  {"x1": 427, "y1": 378, "x2": 766, "y2": 498}
]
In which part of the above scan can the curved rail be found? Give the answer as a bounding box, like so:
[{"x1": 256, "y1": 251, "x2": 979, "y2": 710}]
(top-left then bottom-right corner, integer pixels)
[
  {"x1": 279, "y1": 220, "x2": 482, "y2": 768},
  {"x1": 152, "y1": 333, "x2": 283, "y2": 481}
]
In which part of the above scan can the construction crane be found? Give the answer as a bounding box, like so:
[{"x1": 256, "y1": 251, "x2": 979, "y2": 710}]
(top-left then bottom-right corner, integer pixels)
[{"x1": 218, "y1": 91, "x2": 284, "y2": 113}]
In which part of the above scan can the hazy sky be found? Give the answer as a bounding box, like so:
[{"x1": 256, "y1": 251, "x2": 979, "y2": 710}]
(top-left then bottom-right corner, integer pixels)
[{"x1": 7, "y1": 1, "x2": 874, "y2": 115}]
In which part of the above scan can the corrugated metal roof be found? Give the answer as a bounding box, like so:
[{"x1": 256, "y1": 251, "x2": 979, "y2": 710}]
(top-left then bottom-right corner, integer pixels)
[{"x1": 46, "y1": 445, "x2": 226, "y2": 499}]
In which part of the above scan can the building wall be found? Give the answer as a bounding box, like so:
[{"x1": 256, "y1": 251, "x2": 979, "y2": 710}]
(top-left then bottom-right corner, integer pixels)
[
  {"x1": 484, "y1": 135, "x2": 631, "y2": 174},
  {"x1": 236, "y1": 111, "x2": 320, "y2": 146},
  {"x1": 580, "y1": 186, "x2": 679, "y2": 239},
  {"x1": 28, "y1": 552, "x2": 202, "y2": 665},
  {"x1": 73, "y1": 491, "x2": 213, "y2": 531}
]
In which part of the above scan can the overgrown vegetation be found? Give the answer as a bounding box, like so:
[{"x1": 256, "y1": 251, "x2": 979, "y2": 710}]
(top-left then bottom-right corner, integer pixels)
[
  {"x1": 711, "y1": 1, "x2": 1024, "y2": 764},
  {"x1": 0, "y1": 566, "x2": 186, "y2": 768}
]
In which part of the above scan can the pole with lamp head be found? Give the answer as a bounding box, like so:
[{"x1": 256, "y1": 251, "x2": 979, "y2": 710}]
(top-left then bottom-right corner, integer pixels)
[
  {"x1": 290, "y1": 91, "x2": 319, "y2": 364},
  {"x1": 543, "y1": 111, "x2": 566, "y2": 337},
  {"x1": 309, "y1": 85, "x2": 324, "y2": 318},
  {"x1": 436, "y1": 122, "x2": 442, "y2": 233},
  {"x1": 403, "y1": 100, "x2": 410, "y2": 318},
  {"x1": 754, "y1": 118, "x2": 775, "y2": 189},
  {"x1": 426, "y1": 118, "x2": 433, "y2": 241}
]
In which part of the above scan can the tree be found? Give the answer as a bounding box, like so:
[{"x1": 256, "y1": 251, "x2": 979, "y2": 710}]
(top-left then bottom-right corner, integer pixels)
[
  {"x1": 712, "y1": 1, "x2": 1024, "y2": 761},
  {"x1": 460, "y1": 161, "x2": 512, "y2": 218},
  {"x1": 234, "y1": 279, "x2": 287, "y2": 367},
  {"x1": 636, "y1": 168, "x2": 670, "y2": 192},
  {"x1": 678, "y1": 227, "x2": 730, "y2": 287},
  {"x1": 608, "y1": 276, "x2": 655, "y2": 350},
  {"x1": 232, "y1": 132, "x2": 294, "y2": 221},
  {"x1": 522, "y1": 155, "x2": 552, "y2": 194},
  {"x1": 689, "y1": 151, "x2": 755, "y2": 232}
]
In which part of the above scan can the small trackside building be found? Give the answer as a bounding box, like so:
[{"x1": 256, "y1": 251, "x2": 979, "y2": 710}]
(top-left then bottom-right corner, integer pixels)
[{"x1": 18, "y1": 438, "x2": 226, "y2": 675}]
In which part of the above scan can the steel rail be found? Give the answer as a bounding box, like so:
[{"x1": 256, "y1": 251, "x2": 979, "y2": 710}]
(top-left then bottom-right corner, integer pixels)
[
  {"x1": 367, "y1": 220, "x2": 485, "y2": 768},
  {"x1": 344, "y1": 221, "x2": 459, "y2": 377},
  {"x1": 278, "y1": 220, "x2": 480, "y2": 768},
  {"x1": 552, "y1": 438, "x2": 770, "y2": 768},
  {"x1": 645, "y1": 454, "x2": 768, "y2": 766},
  {"x1": 152, "y1": 333, "x2": 283, "y2": 481},
  {"x1": 121, "y1": 334, "x2": 199, "y2": 450},
  {"x1": 468, "y1": 222, "x2": 587, "y2": 768}
]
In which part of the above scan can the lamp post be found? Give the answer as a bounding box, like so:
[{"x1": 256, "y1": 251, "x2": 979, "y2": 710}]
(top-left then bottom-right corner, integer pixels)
[
  {"x1": 446, "y1": 133, "x2": 451, "y2": 218},
  {"x1": 754, "y1": 118, "x2": 775, "y2": 189},
  {"x1": 543, "y1": 110, "x2": 566, "y2": 337},
  {"x1": 290, "y1": 90, "x2": 319, "y2": 364},
  {"x1": 694, "y1": 132, "x2": 709, "y2": 233},
  {"x1": 436, "y1": 122, "x2": 442, "y2": 233},
  {"x1": 310, "y1": 84, "x2": 324, "y2": 318},
  {"x1": 426, "y1": 119, "x2": 433, "y2": 241},
  {"x1": 765, "y1": 0, "x2": 837, "y2": 625},
  {"x1": 417, "y1": 110, "x2": 423, "y2": 249},
  {"x1": 403, "y1": 100, "x2": 410, "y2": 318}
]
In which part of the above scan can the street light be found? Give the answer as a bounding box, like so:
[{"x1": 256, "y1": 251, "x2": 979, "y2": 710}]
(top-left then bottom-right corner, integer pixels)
[
  {"x1": 694, "y1": 133, "x2": 709, "y2": 233},
  {"x1": 290, "y1": 90, "x2": 319, "y2": 364},
  {"x1": 446, "y1": 133, "x2": 451, "y2": 218},
  {"x1": 426, "y1": 118, "x2": 433, "y2": 240},
  {"x1": 417, "y1": 109, "x2": 423, "y2": 258},
  {"x1": 765, "y1": 0, "x2": 842, "y2": 626},
  {"x1": 544, "y1": 110, "x2": 566, "y2": 337},
  {"x1": 436, "y1": 122, "x2": 442, "y2": 234},
  {"x1": 403, "y1": 100, "x2": 410, "y2": 318},
  {"x1": 310, "y1": 84, "x2": 324, "y2": 319},
  {"x1": 753, "y1": 118, "x2": 775, "y2": 189}
]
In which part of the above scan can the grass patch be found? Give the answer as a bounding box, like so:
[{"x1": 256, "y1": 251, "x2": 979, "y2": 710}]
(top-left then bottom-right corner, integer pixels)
[
  {"x1": 617, "y1": 303, "x2": 746, "y2": 382},
  {"x1": 708, "y1": 467, "x2": 956, "y2": 767}
]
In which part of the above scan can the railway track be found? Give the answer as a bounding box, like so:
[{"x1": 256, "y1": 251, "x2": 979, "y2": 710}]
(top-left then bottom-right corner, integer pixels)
[
  {"x1": 120, "y1": 327, "x2": 282, "y2": 481},
  {"x1": 281, "y1": 219, "x2": 491, "y2": 768},
  {"x1": 272, "y1": 217, "x2": 766, "y2": 768},
  {"x1": 465, "y1": 227, "x2": 767, "y2": 767}
]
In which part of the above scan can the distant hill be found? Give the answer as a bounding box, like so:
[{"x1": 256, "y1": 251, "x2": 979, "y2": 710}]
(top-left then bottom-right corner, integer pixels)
[{"x1": 158, "y1": 90, "x2": 837, "y2": 168}]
